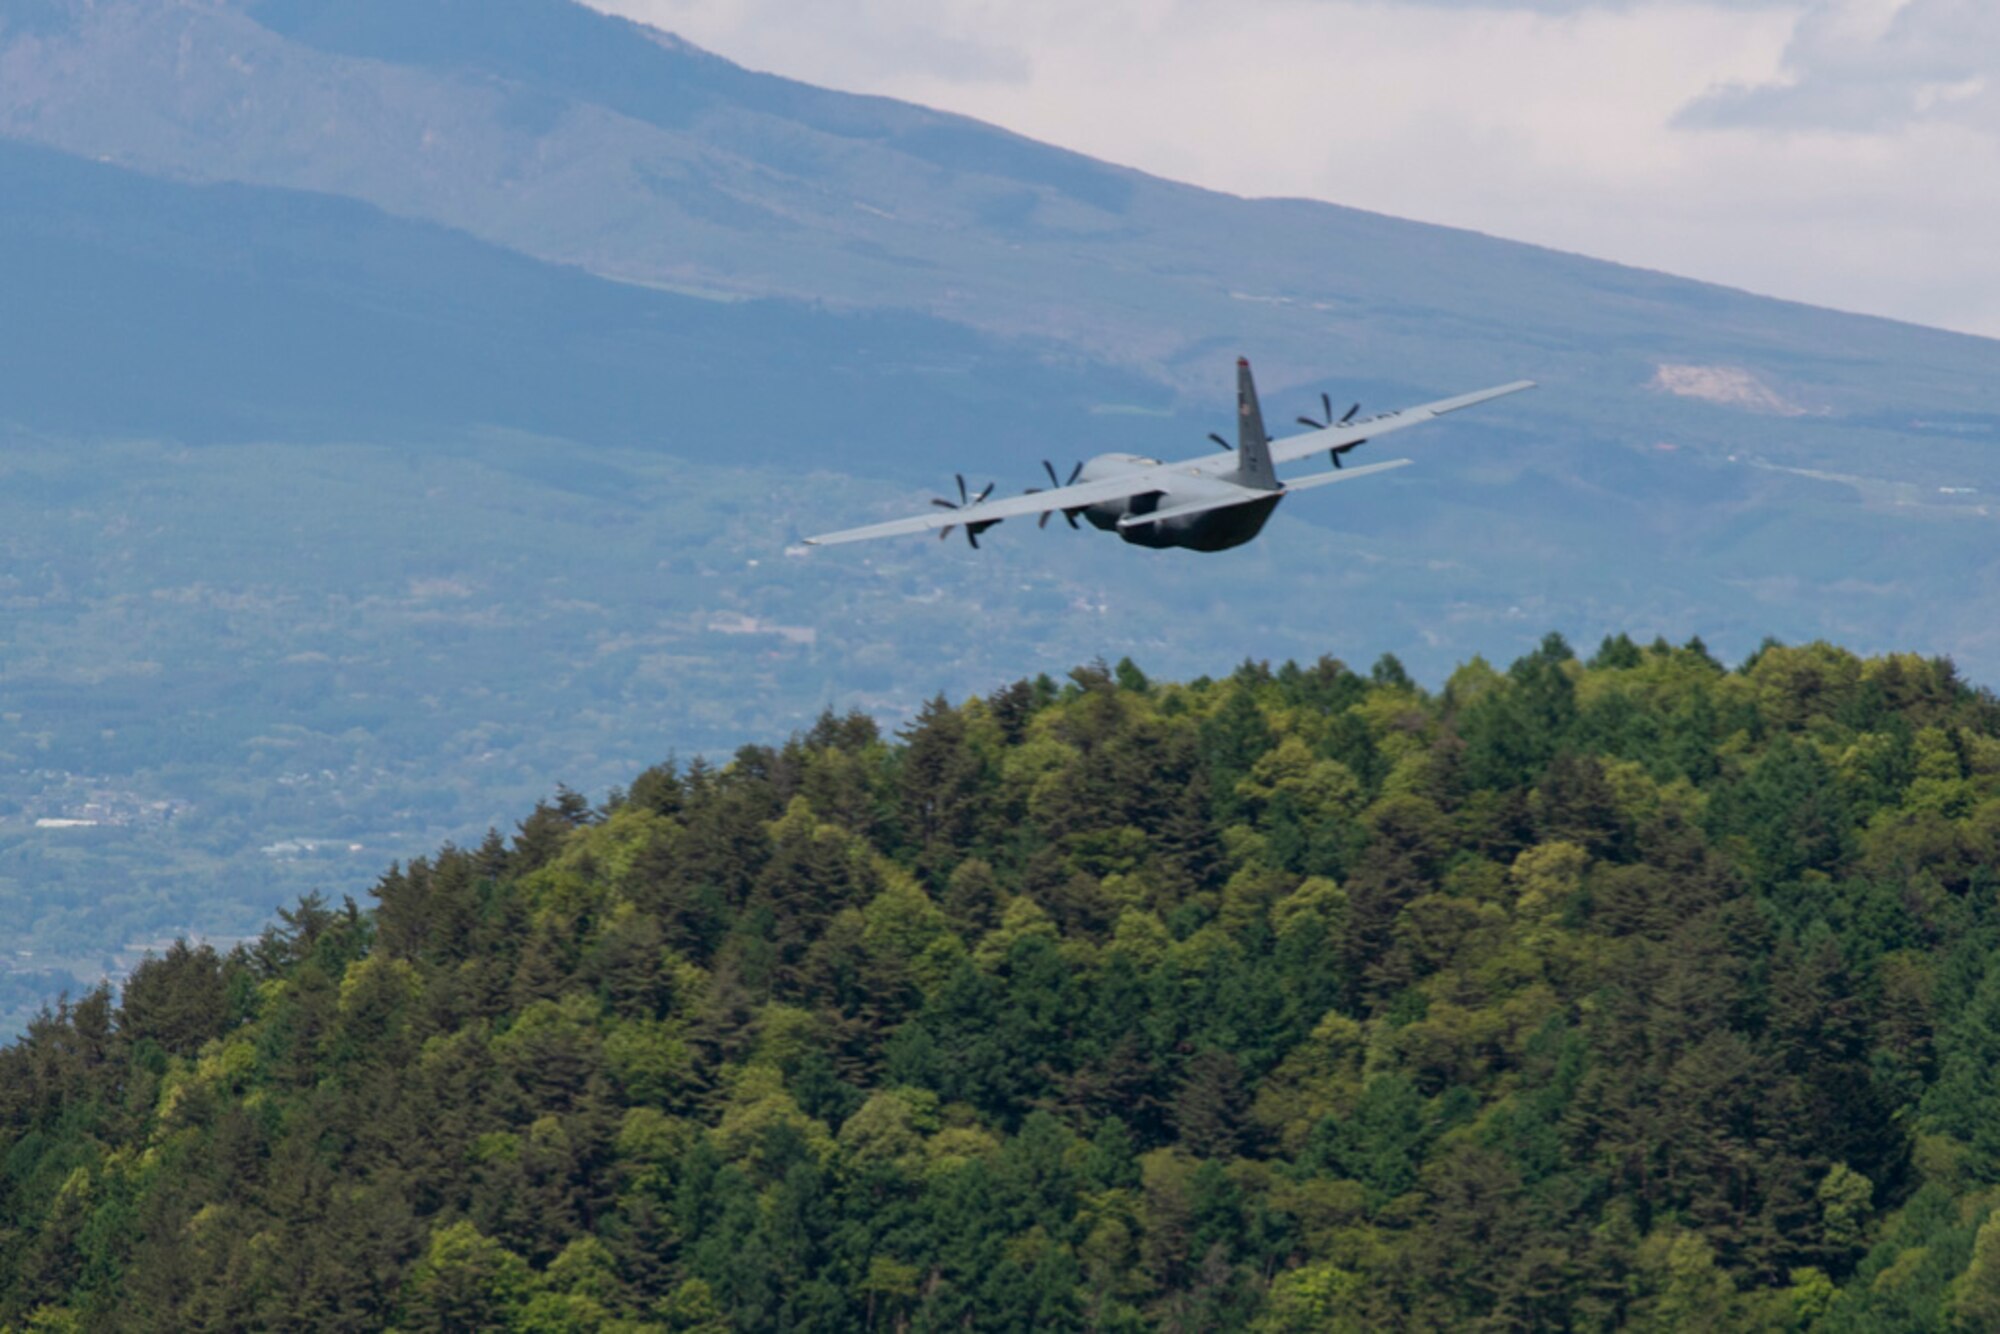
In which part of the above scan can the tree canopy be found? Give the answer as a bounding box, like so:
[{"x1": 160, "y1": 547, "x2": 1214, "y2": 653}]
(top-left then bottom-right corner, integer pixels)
[{"x1": 6, "y1": 636, "x2": 2000, "y2": 1331}]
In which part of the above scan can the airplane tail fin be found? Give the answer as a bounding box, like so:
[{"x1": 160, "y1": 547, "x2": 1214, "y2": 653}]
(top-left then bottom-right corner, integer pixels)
[{"x1": 1233, "y1": 357, "x2": 1278, "y2": 490}]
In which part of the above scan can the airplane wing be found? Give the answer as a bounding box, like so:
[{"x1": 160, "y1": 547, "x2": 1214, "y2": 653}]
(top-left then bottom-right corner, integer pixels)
[
  {"x1": 803, "y1": 470, "x2": 1174, "y2": 546},
  {"x1": 1265, "y1": 380, "x2": 1536, "y2": 468}
]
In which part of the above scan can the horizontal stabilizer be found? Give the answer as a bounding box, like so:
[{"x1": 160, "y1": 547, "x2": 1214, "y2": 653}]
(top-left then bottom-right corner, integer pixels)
[
  {"x1": 1279, "y1": 457, "x2": 1413, "y2": 492},
  {"x1": 1117, "y1": 486, "x2": 1276, "y2": 530},
  {"x1": 1117, "y1": 458, "x2": 1412, "y2": 531}
]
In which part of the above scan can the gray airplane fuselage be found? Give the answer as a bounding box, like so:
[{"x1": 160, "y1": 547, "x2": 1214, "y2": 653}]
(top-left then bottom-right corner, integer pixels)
[{"x1": 1076, "y1": 452, "x2": 1281, "y2": 551}]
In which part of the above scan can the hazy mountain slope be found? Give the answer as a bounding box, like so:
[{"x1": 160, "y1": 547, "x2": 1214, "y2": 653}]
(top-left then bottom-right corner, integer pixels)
[
  {"x1": 5, "y1": 1, "x2": 1997, "y2": 576},
  {"x1": 3, "y1": 0, "x2": 1994, "y2": 423},
  {"x1": 0, "y1": 137, "x2": 1169, "y2": 463}
]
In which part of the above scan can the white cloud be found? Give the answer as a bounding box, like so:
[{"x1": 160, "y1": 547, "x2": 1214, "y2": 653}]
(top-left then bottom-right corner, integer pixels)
[
  {"x1": 612, "y1": 0, "x2": 1034, "y2": 85},
  {"x1": 1684, "y1": 0, "x2": 2000, "y2": 132},
  {"x1": 591, "y1": 0, "x2": 2000, "y2": 339}
]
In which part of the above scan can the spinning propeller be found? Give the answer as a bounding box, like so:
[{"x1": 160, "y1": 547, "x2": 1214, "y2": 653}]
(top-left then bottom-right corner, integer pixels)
[
  {"x1": 1023, "y1": 459, "x2": 1086, "y2": 529},
  {"x1": 1296, "y1": 393, "x2": 1367, "y2": 468},
  {"x1": 931, "y1": 474, "x2": 1000, "y2": 548},
  {"x1": 1297, "y1": 393, "x2": 1362, "y2": 431}
]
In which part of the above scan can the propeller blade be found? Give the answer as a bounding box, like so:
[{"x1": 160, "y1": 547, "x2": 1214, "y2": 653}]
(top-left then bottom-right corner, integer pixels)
[
  {"x1": 935, "y1": 472, "x2": 1002, "y2": 546},
  {"x1": 1299, "y1": 395, "x2": 1342, "y2": 431},
  {"x1": 1208, "y1": 432, "x2": 1232, "y2": 452},
  {"x1": 1298, "y1": 394, "x2": 1362, "y2": 432},
  {"x1": 1034, "y1": 460, "x2": 1084, "y2": 526}
]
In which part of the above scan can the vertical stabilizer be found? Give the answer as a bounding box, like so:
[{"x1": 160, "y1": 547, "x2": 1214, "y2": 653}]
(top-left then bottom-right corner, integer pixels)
[{"x1": 1233, "y1": 357, "x2": 1278, "y2": 490}]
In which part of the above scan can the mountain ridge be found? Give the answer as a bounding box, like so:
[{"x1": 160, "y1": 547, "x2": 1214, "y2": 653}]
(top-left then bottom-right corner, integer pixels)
[{"x1": 0, "y1": 135, "x2": 1168, "y2": 462}]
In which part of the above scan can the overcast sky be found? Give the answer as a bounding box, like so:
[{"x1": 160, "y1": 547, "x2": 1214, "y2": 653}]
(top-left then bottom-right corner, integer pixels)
[{"x1": 588, "y1": 0, "x2": 2000, "y2": 340}]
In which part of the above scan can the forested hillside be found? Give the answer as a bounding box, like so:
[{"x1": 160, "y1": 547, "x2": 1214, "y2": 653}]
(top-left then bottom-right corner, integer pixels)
[{"x1": 9, "y1": 637, "x2": 2000, "y2": 1331}]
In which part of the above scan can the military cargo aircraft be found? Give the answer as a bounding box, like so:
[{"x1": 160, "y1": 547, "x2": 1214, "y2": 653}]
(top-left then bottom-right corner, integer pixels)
[{"x1": 805, "y1": 359, "x2": 1533, "y2": 553}]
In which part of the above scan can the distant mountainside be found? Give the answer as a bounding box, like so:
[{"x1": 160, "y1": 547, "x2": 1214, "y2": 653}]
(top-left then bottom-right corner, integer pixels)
[
  {"x1": 0, "y1": 137, "x2": 1164, "y2": 466},
  {"x1": 6, "y1": 0, "x2": 2000, "y2": 474},
  {"x1": 3, "y1": 0, "x2": 1995, "y2": 415},
  {"x1": 4, "y1": 0, "x2": 2000, "y2": 1032}
]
